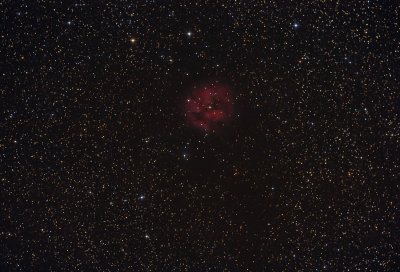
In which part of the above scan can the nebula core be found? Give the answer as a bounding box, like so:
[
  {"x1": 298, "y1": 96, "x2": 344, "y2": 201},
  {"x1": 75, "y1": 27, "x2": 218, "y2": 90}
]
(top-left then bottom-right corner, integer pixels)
[{"x1": 184, "y1": 83, "x2": 234, "y2": 133}]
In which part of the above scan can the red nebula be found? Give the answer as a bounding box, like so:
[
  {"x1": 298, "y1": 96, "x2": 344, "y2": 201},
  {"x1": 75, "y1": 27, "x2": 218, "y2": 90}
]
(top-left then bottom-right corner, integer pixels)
[{"x1": 184, "y1": 83, "x2": 234, "y2": 133}]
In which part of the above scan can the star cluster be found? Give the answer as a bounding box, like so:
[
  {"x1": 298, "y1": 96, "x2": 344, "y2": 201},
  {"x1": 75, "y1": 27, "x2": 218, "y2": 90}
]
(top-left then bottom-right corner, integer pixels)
[
  {"x1": 184, "y1": 83, "x2": 234, "y2": 133},
  {"x1": 1, "y1": 1, "x2": 399, "y2": 271}
]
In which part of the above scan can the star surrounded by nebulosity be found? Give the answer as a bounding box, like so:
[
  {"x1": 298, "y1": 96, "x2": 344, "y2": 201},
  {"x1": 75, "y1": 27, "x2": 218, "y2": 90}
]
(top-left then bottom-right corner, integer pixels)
[
  {"x1": 184, "y1": 83, "x2": 234, "y2": 133},
  {"x1": 1, "y1": 1, "x2": 399, "y2": 271}
]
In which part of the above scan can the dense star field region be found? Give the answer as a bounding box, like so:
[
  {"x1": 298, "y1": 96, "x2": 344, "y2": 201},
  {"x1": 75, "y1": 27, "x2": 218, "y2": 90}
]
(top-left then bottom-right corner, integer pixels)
[{"x1": 1, "y1": 0, "x2": 400, "y2": 271}]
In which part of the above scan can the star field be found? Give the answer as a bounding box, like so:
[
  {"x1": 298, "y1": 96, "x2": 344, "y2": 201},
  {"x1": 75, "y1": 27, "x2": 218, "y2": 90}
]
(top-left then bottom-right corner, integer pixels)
[{"x1": 1, "y1": 1, "x2": 400, "y2": 271}]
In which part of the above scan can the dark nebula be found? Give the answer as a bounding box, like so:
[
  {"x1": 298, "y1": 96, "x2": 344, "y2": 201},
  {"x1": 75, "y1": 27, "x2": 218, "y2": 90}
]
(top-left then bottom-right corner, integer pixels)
[
  {"x1": 184, "y1": 83, "x2": 234, "y2": 133},
  {"x1": 2, "y1": 1, "x2": 399, "y2": 271}
]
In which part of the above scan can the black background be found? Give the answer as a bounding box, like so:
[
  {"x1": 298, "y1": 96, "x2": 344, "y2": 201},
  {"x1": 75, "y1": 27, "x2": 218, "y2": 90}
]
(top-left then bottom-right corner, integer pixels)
[{"x1": 1, "y1": 1, "x2": 399, "y2": 271}]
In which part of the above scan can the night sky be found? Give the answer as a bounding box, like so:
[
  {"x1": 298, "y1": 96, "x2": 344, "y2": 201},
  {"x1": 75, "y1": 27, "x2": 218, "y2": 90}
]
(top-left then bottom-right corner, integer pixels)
[{"x1": 1, "y1": 1, "x2": 400, "y2": 271}]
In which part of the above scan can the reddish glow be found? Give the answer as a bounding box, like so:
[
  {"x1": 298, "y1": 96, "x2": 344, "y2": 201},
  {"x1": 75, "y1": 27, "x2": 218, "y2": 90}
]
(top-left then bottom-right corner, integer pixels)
[{"x1": 184, "y1": 83, "x2": 234, "y2": 133}]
